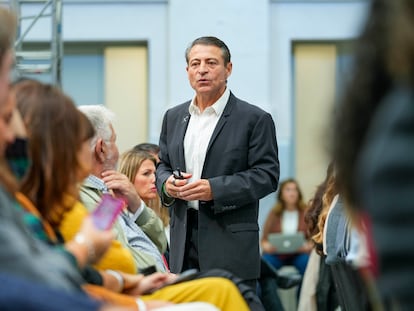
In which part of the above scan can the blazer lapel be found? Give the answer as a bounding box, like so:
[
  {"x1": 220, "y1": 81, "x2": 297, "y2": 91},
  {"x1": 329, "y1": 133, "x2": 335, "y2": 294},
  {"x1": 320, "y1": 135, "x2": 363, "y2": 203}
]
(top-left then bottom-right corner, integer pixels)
[
  {"x1": 206, "y1": 93, "x2": 235, "y2": 154},
  {"x1": 177, "y1": 107, "x2": 191, "y2": 171}
]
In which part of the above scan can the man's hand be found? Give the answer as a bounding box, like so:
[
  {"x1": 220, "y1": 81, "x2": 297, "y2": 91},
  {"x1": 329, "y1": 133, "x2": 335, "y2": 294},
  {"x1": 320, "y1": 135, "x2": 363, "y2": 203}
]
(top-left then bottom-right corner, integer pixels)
[
  {"x1": 177, "y1": 179, "x2": 213, "y2": 201},
  {"x1": 101, "y1": 170, "x2": 141, "y2": 213},
  {"x1": 165, "y1": 173, "x2": 213, "y2": 202}
]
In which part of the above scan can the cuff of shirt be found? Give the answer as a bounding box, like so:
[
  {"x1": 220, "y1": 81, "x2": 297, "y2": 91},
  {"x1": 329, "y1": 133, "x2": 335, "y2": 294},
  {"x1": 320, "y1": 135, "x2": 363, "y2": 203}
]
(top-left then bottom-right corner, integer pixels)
[{"x1": 128, "y1": 199, "x2": 145, "y2": 221}]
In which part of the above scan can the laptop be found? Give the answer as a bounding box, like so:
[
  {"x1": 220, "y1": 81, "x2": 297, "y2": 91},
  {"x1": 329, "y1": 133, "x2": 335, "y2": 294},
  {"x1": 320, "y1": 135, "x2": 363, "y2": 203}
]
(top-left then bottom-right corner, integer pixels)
[{"x1": 267, "y1": 232, "x2": 305, "y2": 254}]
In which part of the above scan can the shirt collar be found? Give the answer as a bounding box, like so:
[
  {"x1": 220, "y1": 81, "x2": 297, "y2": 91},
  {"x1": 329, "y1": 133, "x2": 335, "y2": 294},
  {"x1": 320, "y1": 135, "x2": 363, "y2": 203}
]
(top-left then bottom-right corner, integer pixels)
[
  {"x1": 85, "y1": 174, "x2": 109, "y2": 193},
  {"x1": 188, "y1": 87, "x2": 230, "y2": 117}
]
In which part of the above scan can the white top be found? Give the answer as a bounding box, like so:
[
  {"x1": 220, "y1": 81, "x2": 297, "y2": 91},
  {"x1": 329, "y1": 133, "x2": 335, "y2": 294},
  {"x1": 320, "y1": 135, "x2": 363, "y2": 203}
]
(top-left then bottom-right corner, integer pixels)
[
  {"x1": 282, "y1": 210, "x2": 299, "y2": 234},
  {"x1": 184, "y1": 88, "x2": 230, "y2": 209}
]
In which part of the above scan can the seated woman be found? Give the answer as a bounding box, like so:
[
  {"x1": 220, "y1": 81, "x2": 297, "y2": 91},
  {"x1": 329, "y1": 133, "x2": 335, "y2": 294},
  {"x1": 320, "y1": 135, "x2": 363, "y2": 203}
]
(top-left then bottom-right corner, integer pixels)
[
  {"x1": 118, "y1": 148, "x2": 170, "y2": 246},
  {"x1": 261, "y1": 178, "x2": 312, "y2": 276},
  {"x1": 131, "y1": 143, "x2": 171, "y2": 246},
  {"x1": 15, "y1": 79, "x2": 138, "y2": 275},
  {"x1": 14, "y1": 80, "x2": 251, "y2": 311}
]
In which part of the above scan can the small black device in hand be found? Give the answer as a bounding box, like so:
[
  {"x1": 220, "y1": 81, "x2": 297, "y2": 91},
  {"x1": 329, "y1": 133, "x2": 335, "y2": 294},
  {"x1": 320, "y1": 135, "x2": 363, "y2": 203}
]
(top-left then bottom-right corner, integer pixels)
[
  {"x1": 167, "y1": 269, "x2": 199, "y2": 285},
  {"x1": 139, "y1": 265, "x2": 157, "y2": 276},
  {"x1": 173, "y1": 167, "x2": 184, "y2": 180}
]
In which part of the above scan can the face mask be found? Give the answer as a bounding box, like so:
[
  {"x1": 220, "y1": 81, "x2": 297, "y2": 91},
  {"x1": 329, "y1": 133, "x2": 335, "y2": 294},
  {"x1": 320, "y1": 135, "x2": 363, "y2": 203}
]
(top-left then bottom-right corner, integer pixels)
[{"x1": 5, "y1": 138, "x2": 30, "y2": 180}]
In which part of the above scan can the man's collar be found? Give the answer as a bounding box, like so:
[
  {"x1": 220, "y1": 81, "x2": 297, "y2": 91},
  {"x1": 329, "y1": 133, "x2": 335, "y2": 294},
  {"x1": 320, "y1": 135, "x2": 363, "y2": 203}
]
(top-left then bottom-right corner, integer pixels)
[
  {"x1": 84, "y1": 175, "x2": 109, "y2": 193},
  {"x1": 189, "y1": 87, "x2": 230, "y2": 116}
]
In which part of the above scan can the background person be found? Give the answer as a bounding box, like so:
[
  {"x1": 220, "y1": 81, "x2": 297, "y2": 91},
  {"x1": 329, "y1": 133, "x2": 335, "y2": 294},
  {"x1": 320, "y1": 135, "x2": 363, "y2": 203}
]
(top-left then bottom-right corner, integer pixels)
[{"x1": 261, "y1": 178, "x2": 311, "y2": 276}]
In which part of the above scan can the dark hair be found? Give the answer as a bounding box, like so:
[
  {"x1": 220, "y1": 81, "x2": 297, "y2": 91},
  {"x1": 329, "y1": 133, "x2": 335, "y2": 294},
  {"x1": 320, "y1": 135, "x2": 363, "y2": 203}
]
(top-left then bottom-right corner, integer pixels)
[
  {"x1": 19, "y1": 81, "x2": 95, "y2": 227},
  {"x1": 333, "y1": 0, "x2": 396, "y2": 206},
  {"x1": 185, "y1": 36, "x2": 231, "y2": 66},
  {"x1": 133, "y1": 143, "x2": 160, "y2": 155}
]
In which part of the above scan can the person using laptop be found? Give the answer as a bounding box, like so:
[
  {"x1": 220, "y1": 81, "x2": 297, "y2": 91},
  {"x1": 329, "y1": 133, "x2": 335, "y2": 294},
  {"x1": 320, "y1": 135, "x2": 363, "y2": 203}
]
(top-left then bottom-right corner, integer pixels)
[{"x1": 261, "y1": 178, "x2": 312, "y2": 276}]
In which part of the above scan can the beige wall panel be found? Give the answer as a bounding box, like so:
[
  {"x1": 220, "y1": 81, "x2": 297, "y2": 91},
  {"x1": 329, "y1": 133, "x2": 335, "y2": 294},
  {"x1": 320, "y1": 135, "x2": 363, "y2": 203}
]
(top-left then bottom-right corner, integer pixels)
[
  {"x1": 294, "y1": 44, "x2": 336, "y2": 202},
  {"x1": 105, "y1": 47, "x2": 147, "y2": 154}
]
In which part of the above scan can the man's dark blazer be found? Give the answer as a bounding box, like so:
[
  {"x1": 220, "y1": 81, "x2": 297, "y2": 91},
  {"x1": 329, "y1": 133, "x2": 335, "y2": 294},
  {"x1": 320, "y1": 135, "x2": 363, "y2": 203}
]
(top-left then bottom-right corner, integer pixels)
[{"x1": 156, "y1": 92, "x2": 280, "y2": 280}]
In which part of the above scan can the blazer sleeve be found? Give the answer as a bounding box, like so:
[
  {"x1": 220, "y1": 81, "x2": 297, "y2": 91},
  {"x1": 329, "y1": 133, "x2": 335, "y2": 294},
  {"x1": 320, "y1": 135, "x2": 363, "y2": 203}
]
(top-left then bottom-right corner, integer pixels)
[
  {"x1": 156, "y1": 108, "x2": 178, "y2": 207},
  {"x1": 209, "y1": 112, "x2": 279, "y2": 212}
]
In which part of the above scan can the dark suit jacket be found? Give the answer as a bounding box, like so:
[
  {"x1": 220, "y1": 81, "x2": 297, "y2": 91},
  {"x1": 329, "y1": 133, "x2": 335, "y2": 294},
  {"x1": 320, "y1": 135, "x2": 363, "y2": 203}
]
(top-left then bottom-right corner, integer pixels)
[{"x1": 156, "y1": 92, "x2": 280, "y2": 280}]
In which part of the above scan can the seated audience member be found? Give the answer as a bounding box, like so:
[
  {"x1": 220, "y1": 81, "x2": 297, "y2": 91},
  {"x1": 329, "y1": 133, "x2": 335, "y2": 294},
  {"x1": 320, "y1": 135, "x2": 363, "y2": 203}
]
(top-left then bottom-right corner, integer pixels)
[
  {"x1": 119, "y1": 149, "x2": 170, "y2": 246},
  {"x1": 77, "y1": 105, "x2": 168, "y2": 272},
  {"x1": 313, "y1": 166, "x2": 372, "y2": 311},
  {"x1": 298, "y1": 163, "x2": 340, "y2": 311},
  {"x1": 132, "y1": 143, "x2": 170, "y2": 245},
  {"x1": 261, "y1": 178, "x2": 312, "y2": 276},
  {"x1": 14, "y1": 80, "x2": 251, "y2": 311},
  {"x1": 0, "y1": 10, "x2": 114, "y2": 310},
  {"x1": 15, "y1": 79, "x2": 138, "y2": 275}
]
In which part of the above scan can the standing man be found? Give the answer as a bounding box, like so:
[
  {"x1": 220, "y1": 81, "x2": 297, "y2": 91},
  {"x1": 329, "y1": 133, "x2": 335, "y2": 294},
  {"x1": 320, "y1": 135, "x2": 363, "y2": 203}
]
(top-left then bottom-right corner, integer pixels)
[{"x1": 156, "y1": 36, "x2": 279, "y2": 289}]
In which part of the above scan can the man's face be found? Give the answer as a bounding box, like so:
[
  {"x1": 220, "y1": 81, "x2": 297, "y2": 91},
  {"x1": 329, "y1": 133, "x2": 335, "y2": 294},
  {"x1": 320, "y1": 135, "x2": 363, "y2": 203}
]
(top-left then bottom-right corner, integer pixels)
[
  {"x1": 0, "y1": 49, "x2": 13, "y2": 107},
  {"x1": 186, "y1": 44, "x2": 232, "y2": 97}
]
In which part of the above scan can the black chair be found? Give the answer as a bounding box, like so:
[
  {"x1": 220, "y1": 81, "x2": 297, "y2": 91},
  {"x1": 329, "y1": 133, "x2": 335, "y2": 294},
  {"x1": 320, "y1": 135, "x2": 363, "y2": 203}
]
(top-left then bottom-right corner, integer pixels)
[{"x1": 258, "y1": 258, "x2": 302, "y2": 311}]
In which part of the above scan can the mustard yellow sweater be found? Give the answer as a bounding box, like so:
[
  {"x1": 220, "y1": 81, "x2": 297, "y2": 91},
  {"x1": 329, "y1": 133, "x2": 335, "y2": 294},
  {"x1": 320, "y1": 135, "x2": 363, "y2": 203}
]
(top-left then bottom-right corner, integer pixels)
[{"x1": 59, "y1": 199, "x2": 137, "y2": 274}]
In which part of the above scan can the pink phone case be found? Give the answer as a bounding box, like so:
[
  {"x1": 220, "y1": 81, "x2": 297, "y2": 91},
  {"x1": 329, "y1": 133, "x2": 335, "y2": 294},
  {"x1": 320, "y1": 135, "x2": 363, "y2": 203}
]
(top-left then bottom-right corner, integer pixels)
[{"x1": 92, "y1": 194, "x2": 125, "y2": 230}]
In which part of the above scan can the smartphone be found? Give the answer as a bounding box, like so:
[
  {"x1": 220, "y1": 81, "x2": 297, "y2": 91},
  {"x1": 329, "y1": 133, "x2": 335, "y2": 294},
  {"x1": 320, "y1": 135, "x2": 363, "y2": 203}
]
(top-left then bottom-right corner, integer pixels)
[
  {"x1": 173, "y1": 167, "x2": 185, "y2": 180},
  {"x1": 91, "y1": 194, "x2": 125, "y2": 230},
  {"x1": 167, "y1": 269, "x2": 199, "y2": 285},
  {"x1": 147, "y1": 269, "x2": 199, "y2": 294}
]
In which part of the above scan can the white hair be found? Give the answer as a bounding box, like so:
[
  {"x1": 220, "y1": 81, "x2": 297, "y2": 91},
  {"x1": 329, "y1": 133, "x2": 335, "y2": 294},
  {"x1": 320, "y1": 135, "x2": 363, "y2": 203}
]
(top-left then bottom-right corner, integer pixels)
[{"x1": 78, "y1": 105, "x2": 116, "y2": 150}]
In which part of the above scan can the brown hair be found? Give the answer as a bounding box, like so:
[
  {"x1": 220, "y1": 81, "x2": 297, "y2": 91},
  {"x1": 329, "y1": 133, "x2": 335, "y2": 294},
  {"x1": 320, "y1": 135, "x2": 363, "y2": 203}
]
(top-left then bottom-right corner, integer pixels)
[
  {"x1": 271, "y1": 178, "x2": 307, "y2": 216},
  {"x1": 19, "y1": 81, "x2": 95, "y2": 228},
  {"x1": 119, "y1": 149, "x2": 170, "y2": 227},
  {"x1": 312, "y1": 171, "x2": 338, "y2": 246},
  {"x1": 304, "y1": 163, "x2": 335, "y2": 254}
]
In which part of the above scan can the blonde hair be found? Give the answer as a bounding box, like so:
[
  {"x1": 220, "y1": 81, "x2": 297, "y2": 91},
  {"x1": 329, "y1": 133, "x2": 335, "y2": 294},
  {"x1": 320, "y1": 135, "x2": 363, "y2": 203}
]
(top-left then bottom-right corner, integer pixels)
[
  {"x1": 119, "y1": 149, "x2": 170, "y2": 227},
  {"x1": 312, "y1": 173, "x2": 338, "y2": 245}
]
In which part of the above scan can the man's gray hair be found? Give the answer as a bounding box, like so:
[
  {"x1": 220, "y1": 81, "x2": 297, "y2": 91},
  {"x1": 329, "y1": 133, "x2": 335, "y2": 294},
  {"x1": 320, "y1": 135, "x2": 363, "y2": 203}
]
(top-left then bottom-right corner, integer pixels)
[{"x1": 78, "y1": 105, "x2": 116, "y2": 150}]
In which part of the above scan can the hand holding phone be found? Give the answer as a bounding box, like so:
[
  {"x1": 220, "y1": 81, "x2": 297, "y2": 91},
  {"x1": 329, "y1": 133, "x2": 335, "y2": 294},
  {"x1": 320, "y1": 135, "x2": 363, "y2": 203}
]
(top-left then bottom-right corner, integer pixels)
[{"x1": 91, "y1": 194, "x2": 125, "y2": 230}]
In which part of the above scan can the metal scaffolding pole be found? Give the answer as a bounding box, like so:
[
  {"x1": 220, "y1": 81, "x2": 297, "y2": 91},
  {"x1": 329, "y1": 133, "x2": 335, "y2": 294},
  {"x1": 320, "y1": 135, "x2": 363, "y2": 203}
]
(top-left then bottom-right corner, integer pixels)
[{"x1": 10, "y1": 0, "x2": 63, "y2": 86}]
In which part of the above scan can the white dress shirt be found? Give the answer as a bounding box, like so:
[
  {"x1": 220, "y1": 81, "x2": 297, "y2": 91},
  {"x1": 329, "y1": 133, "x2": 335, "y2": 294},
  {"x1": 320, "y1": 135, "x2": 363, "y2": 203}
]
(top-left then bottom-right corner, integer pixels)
[{"x1": 184, "y1": 88, "x2": 230, "y2": 209}]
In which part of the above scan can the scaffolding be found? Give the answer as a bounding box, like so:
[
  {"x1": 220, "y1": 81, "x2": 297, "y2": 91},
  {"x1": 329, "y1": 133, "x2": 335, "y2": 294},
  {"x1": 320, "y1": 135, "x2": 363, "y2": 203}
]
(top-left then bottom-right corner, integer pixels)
[{"x1": 10, "y1": 0, "x2": 63, "y2": 86}]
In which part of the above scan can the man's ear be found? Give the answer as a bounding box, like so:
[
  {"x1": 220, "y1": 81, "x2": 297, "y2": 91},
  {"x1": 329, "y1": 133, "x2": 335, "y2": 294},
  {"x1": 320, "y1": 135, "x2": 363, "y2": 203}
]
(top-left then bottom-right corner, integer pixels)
[{"x1": 95, "y1": 138, "x2": 106, "y2": 163}]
